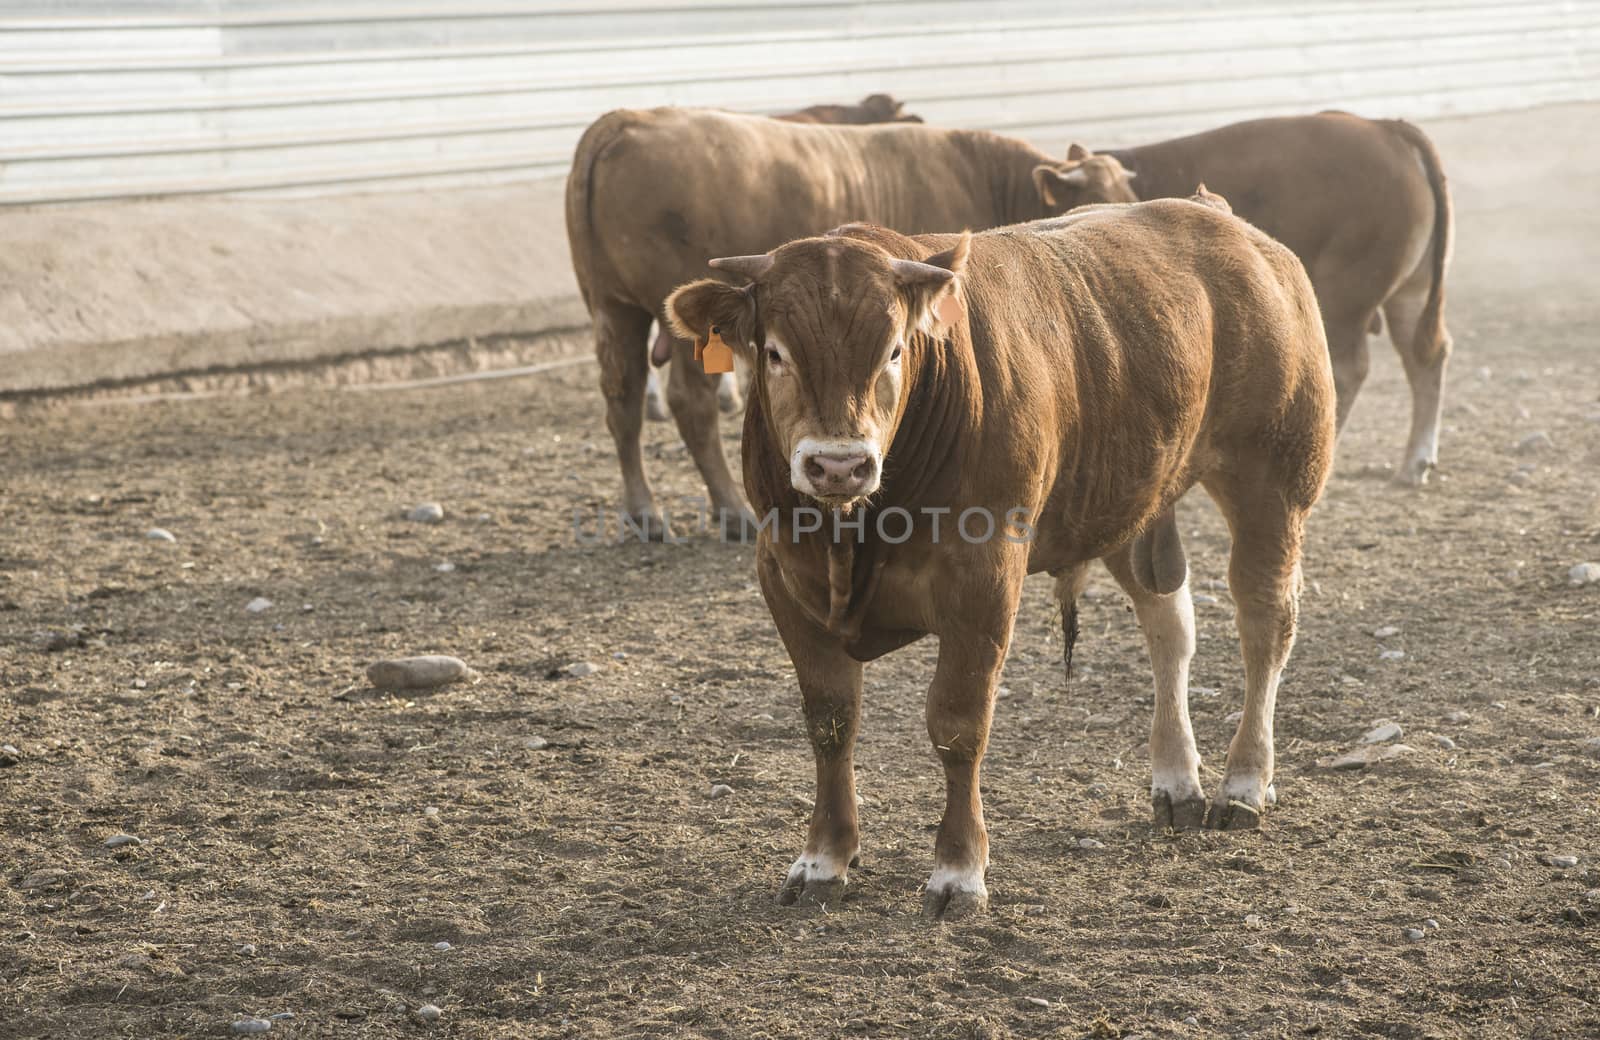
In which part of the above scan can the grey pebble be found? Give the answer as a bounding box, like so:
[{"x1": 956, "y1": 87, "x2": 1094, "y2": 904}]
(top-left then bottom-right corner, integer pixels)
[
  {"x1": 1515, "y1": 431, "x2": 1554, "y2": 455},
  {"x1": 562, "y1": 661, "x2": 599, "y2": 678},
  {"x1": 269, "y1": 1013, "x2": 295, "y2": 1022},
  {"x1": 231, "y1": 1020, "x2": 271, "y2": 1034},
  {"x1": 244, "y1": 597, "x2": 273, "y2": 614},
  {"x1": 1379, "y1": 649, "x2": 1406, "y2": 661},
  {"x1": 1077, "y1": 837, "x2": 1105, "y2": 850},
  {"x1": 0, "y1": 744, "x2": 20, "y2": 767},
  {"x1": 1424, "y1": 918, "x2": 1440, "y2": 930},
  {"x1": 1319, "y1": 744, "x2": 1415, "y2": 770},
  {"x1": 1403, "y1": 927, "x2": 1426, "y2": 941},
  {"x1": 1362, "y1": 722, "x2": 1404, "y2": 744},
  {"x1": 103, "y1": 833, "x2": 142, "y2": 849},
  {"x1": 238, "y1": 943, "x2": 257, "y2": 956},
  {"x1": 709, "y1": 783, "x2": 735, "y2": 799},
  {"x1": 1373, "y1": 625, "x2": 1401, "y2": 638},
  {"x1": 524, "y1": 736, "x2": 550, "y2": 751},
  {"x1": 432, "y1": 941, "x2": 452, "y2": 951},
  {"x1": 1192, "y1": 593, "x2": 1219, "y2": 606},
  {"x1": 415, "y1": 1004, "x2": 442, "y2": 1022},
  {"x1": 1432, "y1": 734, "x2": 1457, "y2": 750},
  {"x1": 1443, "y1": 711, "x2": 1471, "y2": 724},
  {"x1": 433, "y1": 561, "x2": 456, "y2": 573},
  {"x1": 407, "y1": 502, "x2": 445, "y2": 524},
  {"x1": 145, "y1": 528, "x2": 177, "y2": 543},
  {"x1": 1489, "y1": 857, "x2": 1513, "y2": 871},
  {"x1": 1224, "y1": 710, "x2": 1244, "y2": 724},
  {"x1": 1569, "y1": 563, "x2": 1600, "y2": 586},
  {"x1": 1184, "y1": 1017, "x2": 1199, "y2": 1026},
  {"x1": 1507, "y1": 470, "x2": 1534, "y2": 487},
  {"x1": 1541, "y1": 854, "x2": 1580, "y2": 869}
]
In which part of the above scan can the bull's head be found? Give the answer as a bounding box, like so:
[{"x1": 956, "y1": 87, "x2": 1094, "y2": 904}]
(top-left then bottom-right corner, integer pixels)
[
  {"x1": 1032, "y1": 144, "x2": 1138, "y2": 215},
  {"x1": 667, "y1": 228, "x2": 969, "y2": 510}
]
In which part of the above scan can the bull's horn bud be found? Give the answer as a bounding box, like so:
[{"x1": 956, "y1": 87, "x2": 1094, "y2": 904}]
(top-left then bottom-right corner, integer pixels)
[{"x1": 708, "y1": 254, "x2": 774, "y2": 282}]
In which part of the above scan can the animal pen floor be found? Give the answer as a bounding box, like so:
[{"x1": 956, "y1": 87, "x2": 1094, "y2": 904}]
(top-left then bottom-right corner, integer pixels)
[
  {"x1": 4, "y1": 285, "x2": 1599, "y2": 1039},
  {"x1": 4, "y1": 99, "x2": 1600, "y2": 1039}
]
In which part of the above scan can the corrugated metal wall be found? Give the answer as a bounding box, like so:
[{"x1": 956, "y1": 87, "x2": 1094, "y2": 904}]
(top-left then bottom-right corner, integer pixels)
[{"x1": 2, "y1": 0, "x2": 1596, "y2": 206}]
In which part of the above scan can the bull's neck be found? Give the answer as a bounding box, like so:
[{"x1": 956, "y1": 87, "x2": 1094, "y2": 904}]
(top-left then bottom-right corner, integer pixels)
[
  {"x1": 1104, "y1": 144, "x2": 1186, "y2": 202},
  {"x1": 952, "y1": 129, "x2": 1055, "y2": 226}
]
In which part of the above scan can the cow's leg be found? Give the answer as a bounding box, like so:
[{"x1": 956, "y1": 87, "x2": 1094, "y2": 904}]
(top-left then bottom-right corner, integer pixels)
[
  {"x1": 1384, "y1": 267, "x2": 1452, "y2": 487},
  {"x1": 664, "y1": 335, "x2": 757, "y2": 540},
  {"x1": 1203, "y1": 479, "x2": 1307, "y2": 830},
  {"x1": 760, "y1": 551, "x2": 863, "y2": 908},
  {"x1": 1324, "y1": 312, "x2": 1373, "y2": 434},
  {"x1": 644, "y1": 366, "x2": 670, "y2": 422},
  {"x1": 922, "y1": 592, "x2": 1018, "y2": 920},
  {"x1": 1051, "y1": 564, "x2": 1091, "y2": 687},
  {"x1": 717, "y1": 371, "x2": 742, "y2": 415},
  {"x1": 594, "y1": 301, "x2": 669, "y2": 538},
  {"x1": 1100, "y1": 546, "x2": 1206, "y2": 831}
]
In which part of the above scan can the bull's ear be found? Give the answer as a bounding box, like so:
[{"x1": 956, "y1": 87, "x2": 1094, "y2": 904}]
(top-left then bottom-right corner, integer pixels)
[
  {"x1": 1032, "y1": 162, "x2": 1088, "y2": 208},
  {"x1": 891, "y1": 231, "x2": 970, "y2": 336},
  {"x1": 665, "y1": 279, "x2": 758, "y2": 357},
  {"x1": 1066, "y1": 142, "x2": 1091, "y2": 161}
]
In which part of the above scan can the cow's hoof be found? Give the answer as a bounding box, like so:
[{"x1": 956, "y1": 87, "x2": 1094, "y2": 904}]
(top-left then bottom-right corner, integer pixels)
[
  {"x1": 717, "y1": 507, "x2": 762, "y2": 543},
  {"x1": 1204, "y1": 798, "x2": 1262, "y2": 831},
  {"x1": 645, "y1": 394, "x2": 671, "y2": 423},
  {"x1": 1152, "y1": 790, "x2": 1208, "y2": 832},
  {"x1": 622, "y1": 510, "x2": 674, "y2": 542},
  {"x1": 921, "y1": 867, "x2": 988, "y2": 921},
  {"x1": 776, "y1": 857, "x2": 849, "y2": 909},
  {"x1": 1394, "y1": 459, "x2": 1435, "y2": 488}
]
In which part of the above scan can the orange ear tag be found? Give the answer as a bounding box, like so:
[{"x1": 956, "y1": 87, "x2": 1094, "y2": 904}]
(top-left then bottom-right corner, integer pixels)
[
  {"x1": 937, "y1": 293, "x2": 965, "y2": 326},
  {"x1": 701, "y1": 325, "x2": 735, "y2": 374}
]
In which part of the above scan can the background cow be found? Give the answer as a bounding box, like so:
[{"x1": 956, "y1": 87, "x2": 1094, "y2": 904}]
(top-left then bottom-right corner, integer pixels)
[
  {"x1": 643, "y1": 95, "x2": 924, "y2": 425},
  {"x1": 1047, "y1": 112, "x2": 1452, "y2": 485},
  {"x1": 667, "y1": 199, "x2": 1335, "y2": 918},
  {"x1": 565, "y1": 107, "x2": 1135, "y2": 539}
]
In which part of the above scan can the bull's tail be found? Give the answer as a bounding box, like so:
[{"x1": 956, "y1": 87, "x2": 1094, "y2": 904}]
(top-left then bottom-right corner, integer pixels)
[
  {"x1": 1385, "y1": 119, "x2": 1453, "y2": 367},
  {"x1": 564, "y1": 110, "x2": 640, "y2": 316}
]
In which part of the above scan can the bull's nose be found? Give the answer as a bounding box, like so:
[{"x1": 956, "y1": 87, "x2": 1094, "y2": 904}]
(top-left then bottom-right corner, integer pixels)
[{"x1": 802, "y1": 451, "x2": 876, "y2": 496}]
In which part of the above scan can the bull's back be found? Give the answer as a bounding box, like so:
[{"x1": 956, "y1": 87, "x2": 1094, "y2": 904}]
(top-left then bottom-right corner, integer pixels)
[{"x1": 574, "y1": 108, "x2": 1014, "y2": 311}]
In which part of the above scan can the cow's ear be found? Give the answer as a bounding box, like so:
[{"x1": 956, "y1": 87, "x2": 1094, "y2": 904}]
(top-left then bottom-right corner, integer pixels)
[
  {"x1": 1066, "y1": 142, "x2": 1091, "y2": 161},
  {"x1": 666, "y1": 279, "x2": 758, "y2": 357},
  {"x1": 1032, "y1": 162, "x2": 1088, "y2": 208},
  {"x1": 891, "y1": 231, "x2": 970, "y2": 336}
]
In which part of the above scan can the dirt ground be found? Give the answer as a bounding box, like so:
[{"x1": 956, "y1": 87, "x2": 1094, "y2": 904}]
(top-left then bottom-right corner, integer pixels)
[{"x1": 5, "y1": 108, "x2": 1600, "y2": 1038}]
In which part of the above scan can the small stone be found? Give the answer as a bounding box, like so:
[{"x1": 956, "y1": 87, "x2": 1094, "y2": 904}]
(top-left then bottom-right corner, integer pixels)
[
  {"x1": 1184, "y1": 1017, "x2": 1199, "y2": 1026},
  {"x1": 238, "y1": 943, "x2": 257, "y2": 956},
  {"x1": 0, "y1": 744, "x2": 18, "y2": 767},
  {"x1": 366, "y1": 655, "x2": 474, "y2": 691},
  {"x1": 231, "y1": 1020, "x2": 271, "y2": 1034},
  {"x1": 145, "y1": 528, "x2": 177, "y2": 543},
  {"x1": 1568, "y1": 563, "x2": 1600, "y2": 586},
  {"x1": 709, "y1": 783, "x2": 735, "y2": 800},
  {"x1": 1403, "y1": 927, "x2": 1426, "y2": 942},
  {"x1": 1489, "y1": 857, "x2": 1512, "y2": 871},
  {"x1": 1318, "y1": 744, "x2": 1416, "y2": 770},
  {"x1": 415, "y1": 1004, "x2": 442, "y2": 1022},
  {"x1": 1373, "y1": 625, "x2": 1400, "y2": 639},
  {"x1": 1515, "y1": 431, "x2": 1554, "y2": 455},
  {"x1": 1362, "y1": 722, "x2": 1404, "y2": 744},
  {"x1": 1224, "y1": 710, "x2": 1244, "y2": 724},
  {"x1": 1024, "y1": 997, "x2": 1051, "y2": 1009},
  {"x1": 407, "y1": 503, "x2": 445, "y2": 524},
  {"x1": 1077, "y1": 837, "x2": 1105, "y2": 850},
  {"x1": 562, "y1": 661, "x2": 599, "y2": 678},
  {"x1": 1192, "y1": 593, "x2": 1219, "y2": 606},
  {"x1": 612, "y1": 651, "x2": 628, "y2": 660},
  {"x1": 1379, "y1": 649, "x2": 1406, "y2": 661},
  {"x1": 423, "y1": 806, "x2": 439, "y2": 816},
  {"x1": 1244, "y1": 913, "x2": 1265, "y2": 929},
  {"x1": 1424, "y1": 918, "x2": 1440, "y2": 930},
  {"x1": 1433, "y1": 734, "x2": 1457, "y2": 750},
  {"x1": 432, "y1": 941, "x2": 452, "y2": 951},
  {"x1": 1192, "y1": 686, "x2": 1219, "y2": 698},
  {"x1": 1083, "y1": 714, "x2": 1118, "y2": 730},
  {"x1": 524, "y1": 736, "x2": 549, "y2": 751},
  {"x1": 1508, "y1": 470, "x2": 1533, "y2": 487},
  {"x1": 1443, "y1": 711, "x2": 1471, "y2": 724},
  {"x1": 244, "y1": 597, "x2": 273, "y2": 614},
  {"x1": 268, "y1": 1013, "x2": 294, "y2": 1022},
  {"x1": 1541, "y1": 854, "x2": 1579, "y2": 869},
  {"x1": 433, "y1": 561, "x2": 456, "y2": 573},
  {"x1": 103, "y1": 833, "x2": 141, "y2": 849}
]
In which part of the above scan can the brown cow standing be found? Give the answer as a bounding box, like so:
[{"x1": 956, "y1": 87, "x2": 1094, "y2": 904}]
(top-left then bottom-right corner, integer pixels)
[
  {"x1": 565, "y1": 107, "x2": 1135, "y2": 539},
  {"x1": 643, "y1": 95, "x2": 925, "y2": 423},
  {"x1": 667, "y1": 199, "x2": 1336, "y2": 918},
  {"x1": 1040, "y1": 113, "x2": 1452, "y2": 485}
]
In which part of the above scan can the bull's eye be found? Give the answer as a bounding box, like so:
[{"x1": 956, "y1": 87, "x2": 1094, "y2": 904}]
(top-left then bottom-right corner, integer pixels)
[
  {"x1": 890, "y1": 344, "x2": 903, "y2": 363},
  {"x1": 766, "y1": 346, "x2": 783, "y2": 367}
]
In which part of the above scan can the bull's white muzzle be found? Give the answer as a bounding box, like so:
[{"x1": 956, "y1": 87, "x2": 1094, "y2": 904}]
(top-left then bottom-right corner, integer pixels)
[{"x1": 791, "y1": 436, "x2": 882, "y2": 504}]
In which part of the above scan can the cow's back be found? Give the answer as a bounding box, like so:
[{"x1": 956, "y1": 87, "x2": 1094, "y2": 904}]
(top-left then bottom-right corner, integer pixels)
[{"x1": 567, "y1": 108, "x2": 1038, "y2": 315}]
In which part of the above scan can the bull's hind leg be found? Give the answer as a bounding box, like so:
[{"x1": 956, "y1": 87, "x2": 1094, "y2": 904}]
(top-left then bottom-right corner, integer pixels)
[
  {"x1": 593, "y1": 301, "x2": 669, "y2": 539},
  {"x1": 664, "y1": 335, "x2": 758, "y2": 540},
  {"x1": 760, "y1": 552, "x2": 864, "y2": 908},
  {"x1": 1102, "y1": 521, "x2": 1206, "y2": 831},
  {"x1": 1324, "y1": 311, "x2": 1373, "y2": 434},
  {"x1": 1203, "y1": 477, "x2": 1309, "y2": 830},
  {"x1": 1384, "y1": 264, "x2": 1452, "y2": 486}
]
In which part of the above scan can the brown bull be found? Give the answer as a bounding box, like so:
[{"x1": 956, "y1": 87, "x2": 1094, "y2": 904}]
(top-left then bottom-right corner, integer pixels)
[
  {"x1": 667, "y1": 200, "x2": 1335, "y2": 918},
  {"x1": 565, "y1": 107, "x2": 1135, "y2": 538},
  {"x1": 1038, "y1": 113, "x2": 1452, "y2": 484}
]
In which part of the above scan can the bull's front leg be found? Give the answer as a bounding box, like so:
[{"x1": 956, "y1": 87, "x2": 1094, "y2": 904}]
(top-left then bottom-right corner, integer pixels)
[
  {"x1": 760, "y1": 552, "x2": 863, "y2": 908},
  {"x1": 922, "y1": 593, "x2": 1018, "y2": 921}
]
